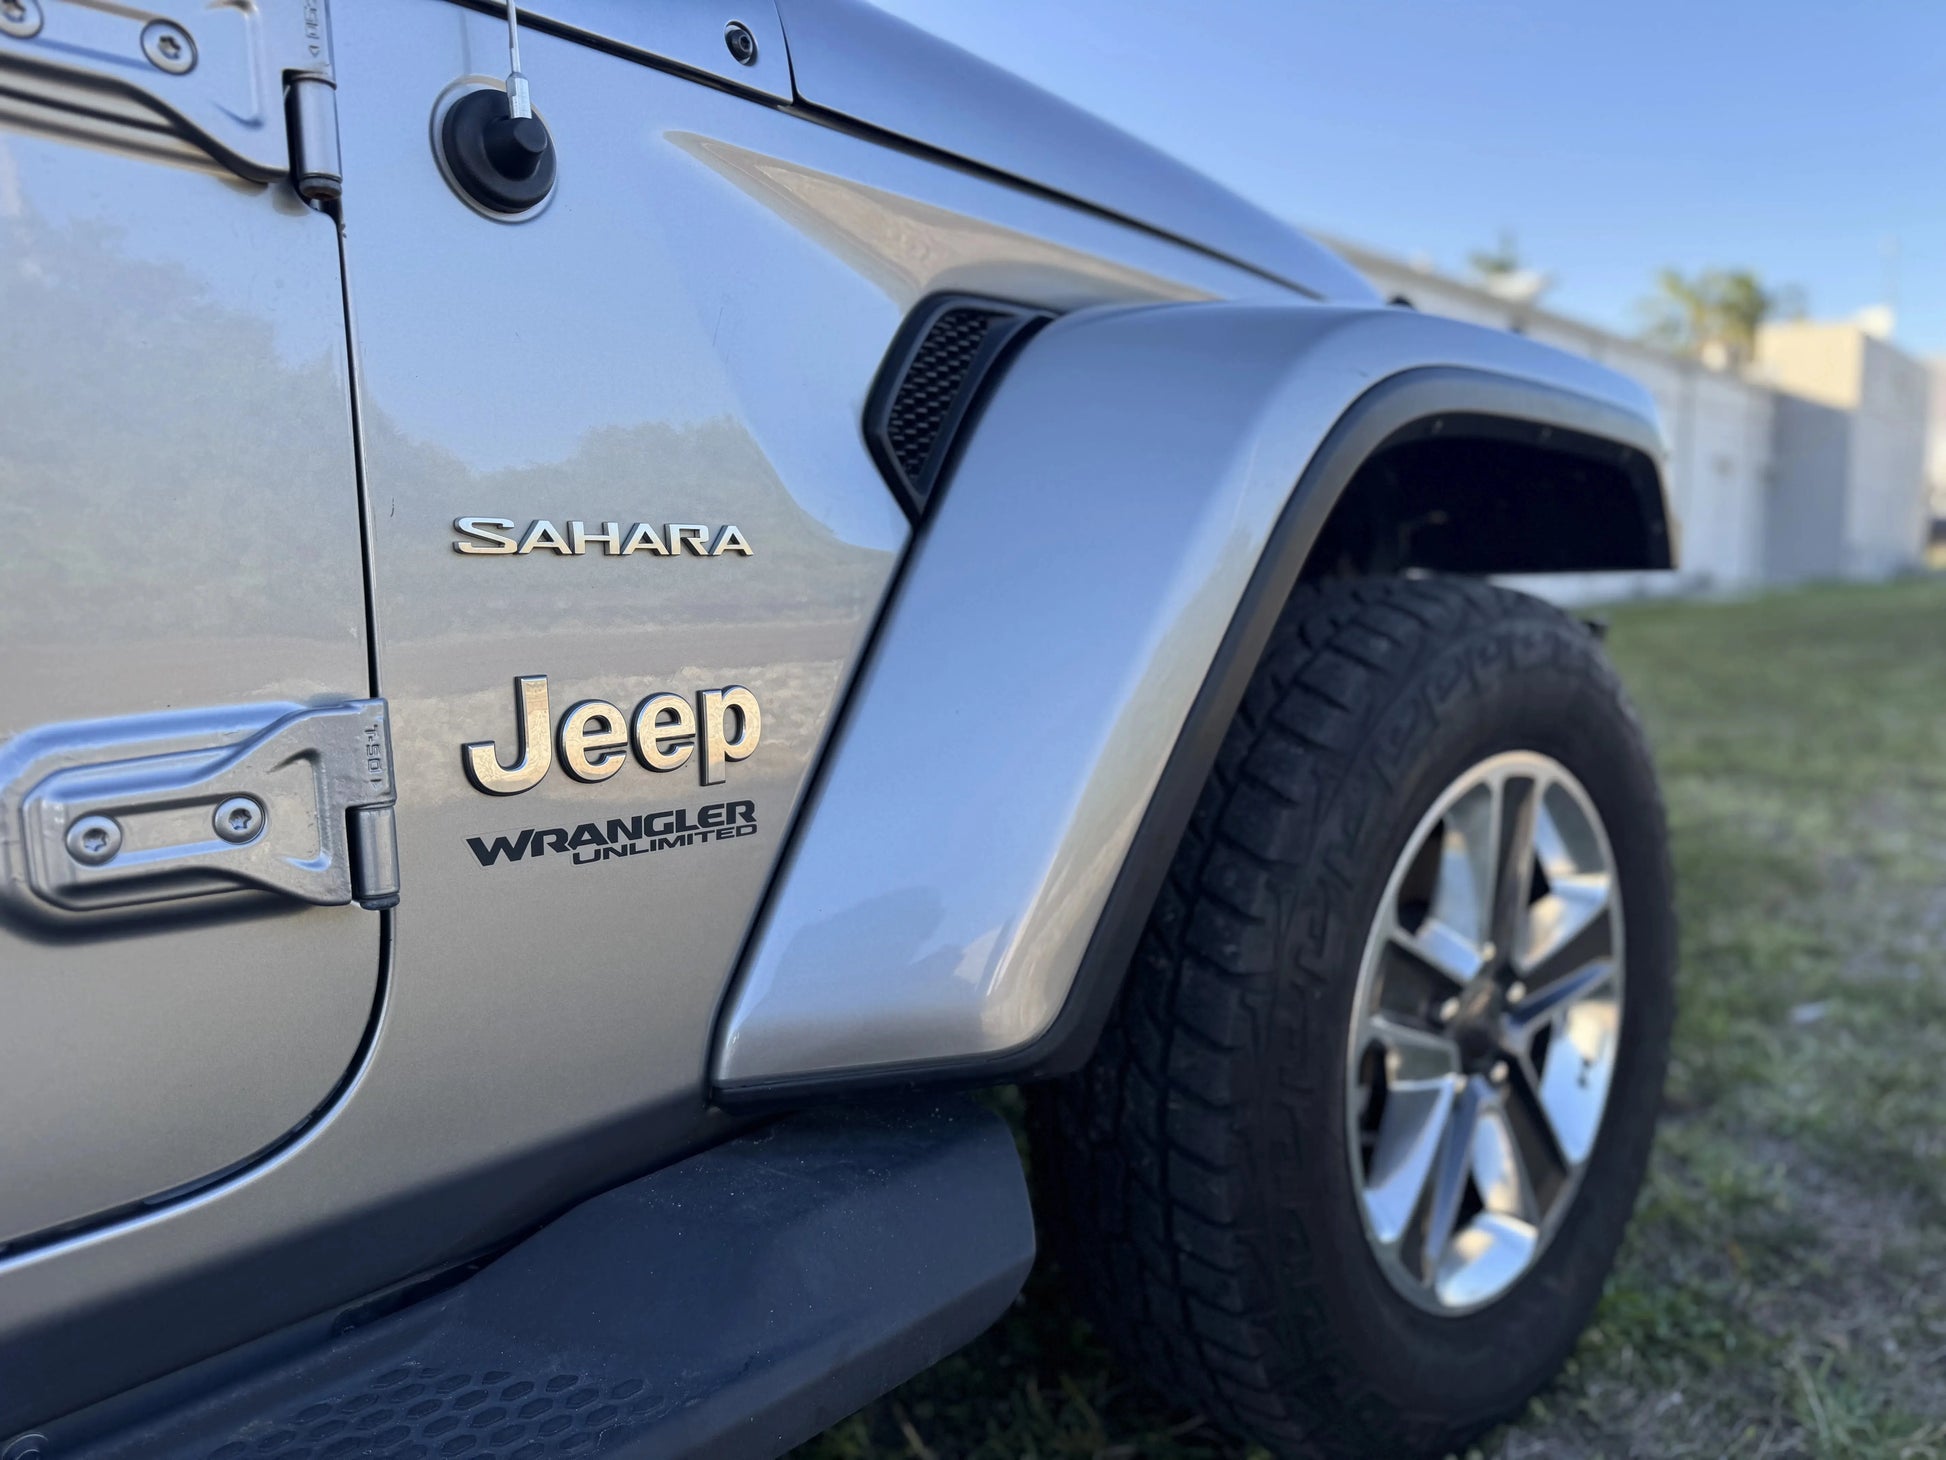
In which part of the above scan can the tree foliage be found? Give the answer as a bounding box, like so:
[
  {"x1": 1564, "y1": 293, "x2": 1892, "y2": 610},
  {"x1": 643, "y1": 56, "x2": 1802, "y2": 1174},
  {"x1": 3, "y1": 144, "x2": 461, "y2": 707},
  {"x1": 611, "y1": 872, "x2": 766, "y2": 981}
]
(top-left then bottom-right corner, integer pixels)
[
  {"x1": 1640, "y1": 267, "x2": 1803, "y2": 365},
  {"x1": 1468, "y1": 229, "x2": 1523, "y2": 279}
]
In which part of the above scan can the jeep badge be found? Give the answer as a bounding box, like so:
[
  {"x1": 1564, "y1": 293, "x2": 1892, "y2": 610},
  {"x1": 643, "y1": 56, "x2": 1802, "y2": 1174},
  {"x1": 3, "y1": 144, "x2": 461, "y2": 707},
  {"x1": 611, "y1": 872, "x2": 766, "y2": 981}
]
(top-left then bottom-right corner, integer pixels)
[{"x1": 463, "y1": 676, "x2": 761, "y2": 793}]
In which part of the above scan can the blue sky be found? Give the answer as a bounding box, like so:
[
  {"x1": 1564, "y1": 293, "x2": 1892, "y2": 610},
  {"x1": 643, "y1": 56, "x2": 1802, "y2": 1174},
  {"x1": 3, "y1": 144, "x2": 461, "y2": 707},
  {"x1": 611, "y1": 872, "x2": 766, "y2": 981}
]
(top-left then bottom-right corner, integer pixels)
[{"x1": 873, "y1": 2, "x2": 1946, "y2": 358}]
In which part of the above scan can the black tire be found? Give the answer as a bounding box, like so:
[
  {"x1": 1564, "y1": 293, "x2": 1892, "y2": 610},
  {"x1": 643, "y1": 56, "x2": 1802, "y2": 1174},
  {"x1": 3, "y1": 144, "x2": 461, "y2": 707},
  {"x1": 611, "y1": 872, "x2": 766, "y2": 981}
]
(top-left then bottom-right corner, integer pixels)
[{"x1": 1028, "y1": 576, "x2": 1675, "y2": 1459}]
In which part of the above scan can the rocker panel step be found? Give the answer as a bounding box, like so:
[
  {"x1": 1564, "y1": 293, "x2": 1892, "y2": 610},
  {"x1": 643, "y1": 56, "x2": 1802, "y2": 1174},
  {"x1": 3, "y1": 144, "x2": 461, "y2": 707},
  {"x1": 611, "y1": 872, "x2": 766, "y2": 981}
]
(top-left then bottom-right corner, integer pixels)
[{"x1": 67, "y1": 1099, "x2": 1034, "y2": 1460}]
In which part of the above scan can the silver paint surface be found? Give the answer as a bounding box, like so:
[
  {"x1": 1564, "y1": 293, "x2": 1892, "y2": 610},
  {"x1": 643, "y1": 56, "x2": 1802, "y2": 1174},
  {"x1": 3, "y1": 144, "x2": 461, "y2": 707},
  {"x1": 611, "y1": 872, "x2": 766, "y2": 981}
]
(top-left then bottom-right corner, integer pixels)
[
  {"x1": 774, "y1": 0, "x2": 1379, "y2": 303},
  {"x1": 0, "y1": 3, "x2": 1291, "y2": 1413},
  {"x1": 323, "y1": 0, "x2": 909, "y2": 1256},
  {"x1": 715, "y1": 302, "x2": 1662, "y2": 1085},
  {"x1": 0, "y1": 125, "x2": 376, "y2": 1243}
]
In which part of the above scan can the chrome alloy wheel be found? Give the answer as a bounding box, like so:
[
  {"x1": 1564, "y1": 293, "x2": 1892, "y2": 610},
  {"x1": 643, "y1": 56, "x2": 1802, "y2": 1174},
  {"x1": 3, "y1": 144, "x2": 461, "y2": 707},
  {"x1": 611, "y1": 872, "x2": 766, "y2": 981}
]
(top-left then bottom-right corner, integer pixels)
[{"x1": 1346, "y1": 751, "x2": 1625, "y2": 1314}]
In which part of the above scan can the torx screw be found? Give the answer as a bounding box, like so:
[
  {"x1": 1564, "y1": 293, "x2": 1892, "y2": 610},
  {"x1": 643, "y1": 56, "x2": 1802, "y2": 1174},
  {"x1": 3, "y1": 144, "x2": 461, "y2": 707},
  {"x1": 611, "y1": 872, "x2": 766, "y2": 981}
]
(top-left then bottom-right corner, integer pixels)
[
  {"x1": 1506, "y1": 980, "x2": 1527, "y2": 1005},
  {"x1": 140, "y1": 18, "x2": 196, "y2": 74},
  {"x1": 214, "y1": 796, "x2": 265, "y2": 844},
  {"x1": 723, "y1": 20, "x2": 758, "y2": 65},
  {"x1": 67, "y1": 814, "x2": 122, "y2": 866},
  {"x1": 1437, "y1": 996, "x2": 1461, "y2": 1024},
  {"x1": 0, "y1": 0, "x2": 43, "y2": 40}
]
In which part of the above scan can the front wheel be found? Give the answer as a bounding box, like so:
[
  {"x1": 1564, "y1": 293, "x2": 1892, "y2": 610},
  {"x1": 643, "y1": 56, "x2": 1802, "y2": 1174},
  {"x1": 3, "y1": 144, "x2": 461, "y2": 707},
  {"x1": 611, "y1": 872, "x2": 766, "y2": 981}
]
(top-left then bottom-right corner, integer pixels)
[{"x1": 1030, "y1": 577, "x2": 1675, "y2": 1459}]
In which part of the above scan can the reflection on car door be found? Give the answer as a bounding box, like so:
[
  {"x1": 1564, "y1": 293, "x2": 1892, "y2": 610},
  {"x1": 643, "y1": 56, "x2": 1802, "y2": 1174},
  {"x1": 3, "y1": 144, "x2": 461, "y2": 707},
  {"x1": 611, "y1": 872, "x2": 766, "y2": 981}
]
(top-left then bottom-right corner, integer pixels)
[{"x1": 0, "y1": 27, "x2": 381, "y2": 1248}]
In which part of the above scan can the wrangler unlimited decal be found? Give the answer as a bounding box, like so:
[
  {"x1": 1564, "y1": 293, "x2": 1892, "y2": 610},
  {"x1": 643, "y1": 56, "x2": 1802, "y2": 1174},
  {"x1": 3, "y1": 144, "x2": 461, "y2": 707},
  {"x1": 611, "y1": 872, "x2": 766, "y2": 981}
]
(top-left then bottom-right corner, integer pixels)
[{"x1": 467, "y1": 801, "x2": 759, "y2": 869}]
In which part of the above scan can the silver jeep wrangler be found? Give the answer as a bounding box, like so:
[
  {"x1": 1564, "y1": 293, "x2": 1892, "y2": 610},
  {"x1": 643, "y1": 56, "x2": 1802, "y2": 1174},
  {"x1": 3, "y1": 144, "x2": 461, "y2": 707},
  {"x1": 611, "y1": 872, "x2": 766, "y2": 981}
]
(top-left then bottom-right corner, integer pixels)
[{"x1": 0, "y1": 3, "x2": 1676, "y2": 1457}]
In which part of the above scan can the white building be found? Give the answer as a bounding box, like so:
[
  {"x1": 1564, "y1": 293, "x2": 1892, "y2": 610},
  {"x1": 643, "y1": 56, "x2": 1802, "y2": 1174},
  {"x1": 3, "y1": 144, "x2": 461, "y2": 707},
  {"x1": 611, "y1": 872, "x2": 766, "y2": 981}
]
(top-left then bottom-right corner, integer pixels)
[
  {"x1": 1754, "y1": 320, "x2": 1933, "y2": 582},
  {"x1": 1927, "y1": 358, "x2": 1946, "y2": 526},
  {"x1": 1329, "y1": 239, "x2": 1934, "y2": 601}
]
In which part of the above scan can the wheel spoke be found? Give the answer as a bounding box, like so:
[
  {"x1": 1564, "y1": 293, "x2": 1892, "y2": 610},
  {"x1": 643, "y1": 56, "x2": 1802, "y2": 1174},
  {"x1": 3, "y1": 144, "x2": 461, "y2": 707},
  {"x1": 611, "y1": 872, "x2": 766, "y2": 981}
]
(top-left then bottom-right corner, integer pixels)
[
  {"x1": 1489, "y1": 774, "x2": 1540, "y2": 957},
  {"x1": 1388, "y1": 921, "x2": 1487, "y2": 986},
  {"x1": 1432, "y1": 1212, "x2": 1540, "y2": 1311},
  {"x1": 1373, "y1": 937, "x2": 1465, "y2": 1022},
  {"x1": 1368, "y1": 1014, "x2": 1461, "y2": 1084},
  {"x1": 1520, "y1": 903, "x2": 1615, "y2": 994},
  {"x1": 1530, "y1": 981, "x2": 1622, "y2": 1166},
  {"x1": 1420, "y1": 1076, "x2": 1484, "y2": 1279},
  {"x1": 1416, "y1": 784, "x2": 1497, "y2": 975},
  {"x1": 1427, "y1": 1092, "x2": 1543, "y2": 1308},
  {"x1": 1502, "y1": 1051, "x2": 1572, "y2": 1198},
  {"x1": 1471, "y1": 1093, "x2": 1539, "y2": 1223},
  {"x1": 1360, "y1": 1017, "x2": 1461, "y2": 1246},
  {"x1": 1363, "y1": 1082, "x2": 1457, "y2": 1247},
  {"x1": 1517, "y1": 786, "x2": 1615, "y2": 972},
  {"x1": 1508, "y1": 953, "x2": 1617, "y2": 1036},
  {"x1": 1519, "y1": 878, "x2": 1613, "y2": 977}
]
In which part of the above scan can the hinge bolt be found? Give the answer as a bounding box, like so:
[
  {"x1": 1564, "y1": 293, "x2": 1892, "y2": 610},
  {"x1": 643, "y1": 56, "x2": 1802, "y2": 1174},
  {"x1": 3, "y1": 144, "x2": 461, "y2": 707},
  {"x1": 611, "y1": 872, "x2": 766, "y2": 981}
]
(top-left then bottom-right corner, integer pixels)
[
  {"x1": 213, "y1": 796, "x2": 266, "y2": 844},
  {"x1": 0, "y1": 0, "x2": 43, "y2": 40},
  {"x1": 66, "y1": 814, "x2": 122, "y2": 866},
  {"x1": 140, "y1": 18, "x2": 196, "y2": 74}
]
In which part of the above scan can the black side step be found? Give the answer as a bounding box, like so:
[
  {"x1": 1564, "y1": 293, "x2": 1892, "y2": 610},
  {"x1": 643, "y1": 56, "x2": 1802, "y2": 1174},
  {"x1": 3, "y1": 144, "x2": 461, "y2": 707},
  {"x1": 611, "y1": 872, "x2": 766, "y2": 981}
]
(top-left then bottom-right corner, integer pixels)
[{"x1": 69, "y1": 1100, "x2": 1033, "y2": 1460}]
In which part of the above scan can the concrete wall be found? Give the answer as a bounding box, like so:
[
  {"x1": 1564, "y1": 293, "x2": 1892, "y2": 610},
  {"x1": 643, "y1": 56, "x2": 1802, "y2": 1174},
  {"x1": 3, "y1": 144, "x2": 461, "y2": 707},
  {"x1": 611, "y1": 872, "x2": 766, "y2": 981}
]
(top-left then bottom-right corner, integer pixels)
[
  {"x1": 1328, "y1": 239, "x2": 1932, "y2": 603},
  {"x1": 1763, "y1": 393, "x2": 1852, "y2": 583},
  {"x1": 1927, "y1": 359, "x2": 1946, "y2": 519},
  {"x1": 1755, "y1": 323, "x2": 1932, "y2": 580},
  {"x1": 1847, "y1": 338, "x2": 1932, "y2": 575}
]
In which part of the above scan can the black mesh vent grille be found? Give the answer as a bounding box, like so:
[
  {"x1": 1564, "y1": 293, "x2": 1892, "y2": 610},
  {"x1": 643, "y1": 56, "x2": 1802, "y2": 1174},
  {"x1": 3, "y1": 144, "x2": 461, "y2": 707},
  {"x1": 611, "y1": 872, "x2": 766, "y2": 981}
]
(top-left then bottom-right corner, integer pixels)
[
  {"x1": 866, "y1": 297, "x2": 1050, "y2": 515},
  {"x1": 883, "y1": 307, "x2": 1008, "y2": 486}
]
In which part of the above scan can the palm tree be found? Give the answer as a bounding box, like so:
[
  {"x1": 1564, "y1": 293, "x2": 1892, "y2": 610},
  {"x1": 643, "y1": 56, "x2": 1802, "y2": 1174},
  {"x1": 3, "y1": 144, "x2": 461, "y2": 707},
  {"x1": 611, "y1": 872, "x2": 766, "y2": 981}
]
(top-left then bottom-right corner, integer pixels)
[
  {"x1": 1468, "y1": 230, "x2": 1552, "y2": 306},
  {"x1": 1641, "y1": 268, "x2": 1802, "y2": 365},
  {"x1": 1468, "y1": 230, "x2": 1523, "y2": 282}
]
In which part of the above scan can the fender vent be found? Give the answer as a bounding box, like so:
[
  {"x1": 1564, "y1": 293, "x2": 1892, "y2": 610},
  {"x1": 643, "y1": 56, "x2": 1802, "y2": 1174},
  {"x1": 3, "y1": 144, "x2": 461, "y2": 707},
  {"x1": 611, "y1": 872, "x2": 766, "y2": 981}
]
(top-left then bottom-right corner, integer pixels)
[{"x1": 866, "y1": 296, "x2": 1051, "y2": 516}]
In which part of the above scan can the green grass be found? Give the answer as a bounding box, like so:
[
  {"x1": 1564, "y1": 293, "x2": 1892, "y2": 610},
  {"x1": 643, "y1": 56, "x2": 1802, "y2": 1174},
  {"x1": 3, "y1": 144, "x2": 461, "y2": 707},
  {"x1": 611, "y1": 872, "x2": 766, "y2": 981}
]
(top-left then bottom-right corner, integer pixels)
[{"x1": 798, "y1": 576, "x2": 1946, "y2": 1460}]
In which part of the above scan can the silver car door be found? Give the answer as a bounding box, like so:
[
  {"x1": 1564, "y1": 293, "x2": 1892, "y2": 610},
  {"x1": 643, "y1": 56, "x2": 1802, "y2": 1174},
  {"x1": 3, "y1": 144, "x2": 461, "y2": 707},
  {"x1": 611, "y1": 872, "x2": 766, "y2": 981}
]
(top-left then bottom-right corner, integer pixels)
[{"x1": 0, "y1": 4, "x2": 382, "y2": 1246}]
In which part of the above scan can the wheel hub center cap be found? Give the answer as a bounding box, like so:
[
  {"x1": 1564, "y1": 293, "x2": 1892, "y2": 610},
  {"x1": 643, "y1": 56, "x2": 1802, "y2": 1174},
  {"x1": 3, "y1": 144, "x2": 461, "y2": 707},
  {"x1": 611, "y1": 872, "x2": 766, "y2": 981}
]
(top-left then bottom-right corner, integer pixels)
[
  {"x1": 1447, "y1": 976, "x2": 1509, "y2": 1071},
  {"x1": 1451, "y1": 1015, "x2": 1501, "y2": 1072}
]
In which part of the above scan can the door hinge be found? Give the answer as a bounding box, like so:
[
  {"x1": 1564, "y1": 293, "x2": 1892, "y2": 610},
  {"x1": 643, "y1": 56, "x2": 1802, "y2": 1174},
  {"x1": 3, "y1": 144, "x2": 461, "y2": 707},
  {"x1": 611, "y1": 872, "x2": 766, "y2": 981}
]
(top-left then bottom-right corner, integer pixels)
[
  {"x1": 3, "y1": 699, "x2": 399, "y2": 917},
  {"x1": 0, "y1": 0, "x2": 341, "y2": 203},
  {"x1": 286, "y1": 65, "x2": 342, "y2": 207}
]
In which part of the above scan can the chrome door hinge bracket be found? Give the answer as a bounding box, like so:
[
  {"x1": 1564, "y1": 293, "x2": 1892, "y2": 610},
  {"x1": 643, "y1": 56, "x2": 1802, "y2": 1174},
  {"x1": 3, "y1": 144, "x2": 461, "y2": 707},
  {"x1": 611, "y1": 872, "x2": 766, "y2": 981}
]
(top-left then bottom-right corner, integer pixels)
[
  {"x1": 285, "y1": 0, "x2": 342, "y2": 209},
  {"x1": 286, "y1": 67, "x2": 342, "y2": 207},
  {"x1": 8, "y1": 700, "x2": 399, "y2": 915},
  {"x1": 0, "y1": 0, "x2": 342, "y2": 203}
]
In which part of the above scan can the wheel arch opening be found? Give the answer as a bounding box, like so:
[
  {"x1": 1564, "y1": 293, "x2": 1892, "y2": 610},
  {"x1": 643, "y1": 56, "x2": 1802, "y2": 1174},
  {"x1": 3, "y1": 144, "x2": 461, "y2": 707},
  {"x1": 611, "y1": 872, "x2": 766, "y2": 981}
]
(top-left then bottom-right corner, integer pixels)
[{"x1": 1301, "y1": 414, "x2": 1674, "y2": 581}]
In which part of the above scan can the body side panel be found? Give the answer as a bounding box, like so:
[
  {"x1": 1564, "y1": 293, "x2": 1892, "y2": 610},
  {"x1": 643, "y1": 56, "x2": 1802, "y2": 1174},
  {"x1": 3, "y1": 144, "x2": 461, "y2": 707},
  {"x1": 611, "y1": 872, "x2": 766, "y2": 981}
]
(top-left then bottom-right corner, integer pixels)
[{"x1": 0, "y1": 8, "x2": 1298, "y2": 1429}]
